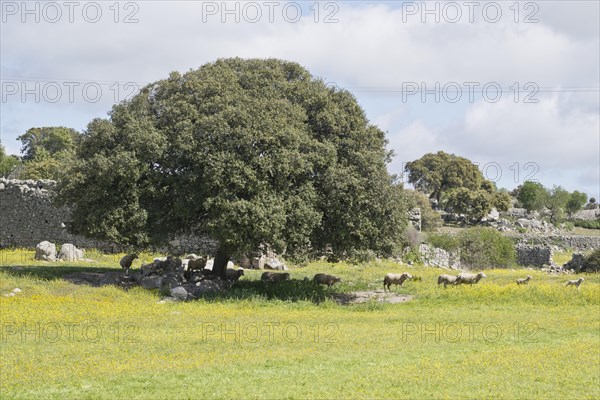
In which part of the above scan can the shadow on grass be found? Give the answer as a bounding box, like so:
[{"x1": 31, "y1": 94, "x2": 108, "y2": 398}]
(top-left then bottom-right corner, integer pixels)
[
  {"x1": 0, "y1": 265, "x2": 118, "y2": 281},
  {"x1": 1, "y1": 265, "x2": 338, "y2": 303},
  {"x1": 203, "y1": 279, "x2": 332, "y2": 304}
]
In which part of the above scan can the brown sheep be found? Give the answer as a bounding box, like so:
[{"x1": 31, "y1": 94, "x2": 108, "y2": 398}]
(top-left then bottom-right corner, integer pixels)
[
  {"x1": 188, "y1": 258, "x2": 207, "y2": 272},
  {"x1": 225, "y1": 268, "x2": 245, "y2": 282},
  {"x1": 261, "y1": 272, "x2": 290, "y2": 283},
  {"x1": 119, "y1": 254, "x2": 138, "y2": 275},
  {"x1": 383, "y1": 272, "x2": 412, "y2": 291},
  {"x1": 313, "y1": 273, "x2": 342, "y2": 287}
]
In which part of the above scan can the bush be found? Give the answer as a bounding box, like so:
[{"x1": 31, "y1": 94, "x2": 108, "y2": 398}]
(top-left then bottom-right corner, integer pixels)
[
  {"x1": 457, "y1": 227, "x2": 516, "y2": 268},
  {"x1": 573, "y1": 219, "x2": 600, "y2": 230},
  {"x1": 426, "y1": 232, "x2": 459, "y2": 252},
  {"x1": 583, "y1": 248, "x2": 600, "y2": 272}
]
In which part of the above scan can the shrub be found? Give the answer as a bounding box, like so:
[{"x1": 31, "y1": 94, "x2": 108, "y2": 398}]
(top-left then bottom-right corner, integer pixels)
[
  {"x1": 426, "y1": 232, "x2": 459, "y2": 252},
  {"x1": 583, "y1": 248, "x2": 600, "y2": 272},
  {"x1": 573, "y1": 219, "x2": 600, "y2": 230},
  {"x1": 457, "y1": 227, "x2": 516, "y2": 268}
]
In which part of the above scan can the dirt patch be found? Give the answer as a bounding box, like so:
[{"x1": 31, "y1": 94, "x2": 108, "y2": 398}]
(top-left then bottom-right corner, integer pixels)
[{"x1": 334, "y1": 289, "x2": 414, "y2": 305}]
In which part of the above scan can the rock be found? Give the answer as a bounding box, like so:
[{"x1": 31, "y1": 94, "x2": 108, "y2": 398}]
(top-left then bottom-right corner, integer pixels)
[
  {"x1": 563, "y1": 253, "x2": 586, "y2": 272},
  {"x1": 58, "y1": 243, "x2": 84, "y2": 261},
  {"x1": 35, "y1": 241, "x2": 56, "y2": 261},
  {"x1": 140, "y1": 276, "x2": 163, "y2": 289},
  {"x1": 169, "y1": 286, "x2": 189, "y2": 301},
  {"x1": 264, "y1": 257, "x2": 287, "y2": 270},
  {"x1": 251, "y1": 255, "x2": 266, "y2": 270},
  {"x1": 4, "y1": 292, "x2": 15, "y2": 297},
  {"x1": 189, "y1": 279, "x2": 229, "y2": 298},
  {"x1": 12, "y1": 288, "x2": 22, "y2": 293},
  {"x1": 204, "y1": 258, "x2": 214, "y2": 270},
  {"x1": 237, "y1": 255, "x2": 252, "y2": 269},
  {"x1": 160, "y1": 273, "x2": 184, "y2": 295},
  {"x1": 185, "y1": 254, "x2": 199, "y2": 260}
]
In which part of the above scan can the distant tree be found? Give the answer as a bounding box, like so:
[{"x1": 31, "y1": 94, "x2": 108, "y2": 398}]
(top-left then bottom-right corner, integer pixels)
[
  {"x1": 0, "y1": 145, "x2": 20, "y2": 177},
  {"x1": 18, "y1": 127, "x2": 79, "y2": 161},
  {"x1": 57, "y1": 58, "x2": 408, "y2": 277},
  {"x1": 457, "y1": 227, "x2": 515, "y2": 268},
  {"x1": 404, "y1": 189, "x2": 442, "y2": 231},
  {"x1": 546, "y1": 185, "x2": 570, "y2": 222},
  {"x1": 591, "y1": 198, "x2": 597, "y2": 204},
  {"x1": 404, "y1": 151, "x2": 484, "y2": 205},
  {"x1": 565, "y1": 191, "x2": 588, "y2": 217},
  {"x1": 516, "y1": 181, "x2": 548, "y2": 212},
  {"x1": 445, "y1": 187, "x2": 493, "y2": 221},
  {"x1": 16, "y1": 127, "x2": 79, "y2": 180}
]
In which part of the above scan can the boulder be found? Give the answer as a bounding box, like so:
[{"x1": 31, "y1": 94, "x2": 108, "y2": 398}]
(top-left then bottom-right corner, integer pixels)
[
  {"x1": 58, "y1": 243, "x2": 84, "y2": 261},
  {"x1": 140, "y1": 275, "x2": 163, "y2": 289},
  {"x1": 188, "y1": 279, "x2": 229, "y2": 298},
  {"x1": 264, "y1": 257, "x2": 287, "y2": 270},
  {"x1": 35, "y1": 241, "x2": 56, "y2": 261},
  {"x1": 251, "y1": 255, "x2": 266, "y2": 270},
  {"x1": 169, "y1": 286, "x2": 189, "y2": 301}
]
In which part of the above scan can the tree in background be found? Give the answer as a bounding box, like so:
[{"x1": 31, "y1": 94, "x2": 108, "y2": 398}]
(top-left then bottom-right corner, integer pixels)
[
  {"x1": 404, "y1": 189, "x2": 442, "y2": 231},
  {"x1": 445, "y1": 188, "x2": 493, "y2": 222},
  {"x1": 565, "y1": 191, "x2": 588, "y2": 217},
  {"x1": 0, "y1": 145, "x2": 20, "y2": 178},
  {"x1": 404, "y1": 151, "x2": 484, "y2": 205},
  {"x1": 546, "y1": 185, "x2": 570, "y2": 222},
  {"x1": 57, "y1": 58, "x2": 408, "y2": 277},
  {"x1": 17, "y1": 127, "x2": 80, "y2": 180},
  {"x1": 515, "y1": 181, "x2": 548, "y2": 212}
]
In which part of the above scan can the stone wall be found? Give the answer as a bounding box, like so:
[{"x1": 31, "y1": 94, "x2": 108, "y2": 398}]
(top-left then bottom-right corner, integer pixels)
[
  {"x1": 511, "y1": 234, "x2": 600, "y2": 252},
  {"x1": 418, "y1": 243, "x2": 461, "y2": 269},
  {"x1": 0, "y1": 179, "x2": 216, "y2": 254},
  {"x1": 515, "y1": 244, "x2": 553, "y2": 267}
]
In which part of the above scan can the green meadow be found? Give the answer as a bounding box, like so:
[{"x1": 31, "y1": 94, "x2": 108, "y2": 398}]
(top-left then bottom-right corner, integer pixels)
[{"x1": 1, "y1": 249, "x2": 599, "y2": 399}]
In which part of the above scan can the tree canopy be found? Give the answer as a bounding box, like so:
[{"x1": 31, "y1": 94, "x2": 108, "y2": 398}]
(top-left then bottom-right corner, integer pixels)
[
  {"x1": 57, "y1": 58, "x2": 407, "y2": 276},
  {"x1": 515, "y1": 181, "x2": 548, "y2": 212},
  {"x1": 0, "y1": 145, "x2": 20, "y2": 177}
]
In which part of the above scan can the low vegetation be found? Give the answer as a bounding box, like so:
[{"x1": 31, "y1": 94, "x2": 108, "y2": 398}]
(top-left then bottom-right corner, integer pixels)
[{"x1": 1, "y1": 248, "x2": 598, "y2": 399}]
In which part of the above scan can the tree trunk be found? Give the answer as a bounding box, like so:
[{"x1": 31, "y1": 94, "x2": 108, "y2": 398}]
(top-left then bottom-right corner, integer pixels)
[{"x1": 212, "y1": 246, "x2": 230, "y2": 280}]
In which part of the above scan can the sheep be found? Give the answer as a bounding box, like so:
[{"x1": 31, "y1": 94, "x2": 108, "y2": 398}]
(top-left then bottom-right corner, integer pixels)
[
  {"x1": 188, "y1": 258, "x2": 207, "y2": 272},
  {"x1": 516, "y1": 275, "x2": 532, "y2": 285},
  {"x1": 565, "y1": 277, "x2": 584, "y2": 289},
  {"x1": 119, "y1": 254, "x2": 138, "y2": 275},
  {"x1": 455, "y1": 272, "x2": 487, "y2": 285},
  {"x1": 437, "y1": 274, "x2": 458, "y2": 288},
  {"x1": 313, "y1": 273, "x2": 342, "y2": 287},
  {"x1": 383, "y1": 272, "x2": 412, "y2": 291},
  {"x1": 225, "y1": 268, "x2": 245, "y2": 282},
  {"x1": 261, "y1": 272, "x2": 290, "y2": 283}
]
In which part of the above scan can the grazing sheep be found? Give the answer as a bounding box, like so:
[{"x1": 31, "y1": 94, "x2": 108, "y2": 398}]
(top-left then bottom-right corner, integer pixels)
[
  {"x1": 437, "y1": 274, "x2": 458, "y2": 288},
  {"x1": 225, "y1": 268, "x2": 245, "y2": 282},
  {"x1": 261, "y1": 272, "x2": 290, "y2": 283},
  {"x1": 313, "y1": 273, "x2": 342, "y2": 287},
  {"x1": 455, "y1": 272, "x2": 487, "y2": 285},
  {"x1": 188, "y1": 258, "x2": 207, "y2": 272},
  {"x1": 119, "y1": 254, "x2": 138, "y2": 275},
  {"x1": 383, "y1": 272, "x2": 412, "y2": 291},
  {"x1": 565, "y1": 277, "x2": 585, "y2": 289},
  {"x1": 516, "y1": 275, "x2": 532, "y2": 285}
]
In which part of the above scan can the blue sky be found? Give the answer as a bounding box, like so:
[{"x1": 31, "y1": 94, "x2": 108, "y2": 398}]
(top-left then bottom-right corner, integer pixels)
[{"x1": 1, "y1": 0, "x2": 599, "y2": 199}]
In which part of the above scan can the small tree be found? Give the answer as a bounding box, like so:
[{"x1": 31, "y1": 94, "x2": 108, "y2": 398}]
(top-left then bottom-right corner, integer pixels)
[
  {"x1": 0, "y1": 145, "x2": 20, "y2": 177},
  {"x1": 445, "y1": 187, "x2": 493, "y2": 222},
  {"x1": 546, "y1": 185, "x2": 570, "y2": 222},
  {"x1": 565, "y1": 191, "x2": 588, "y2": 217},
  {"x1": 516, "y1": 181, "x2": 548, "y2": 212}
]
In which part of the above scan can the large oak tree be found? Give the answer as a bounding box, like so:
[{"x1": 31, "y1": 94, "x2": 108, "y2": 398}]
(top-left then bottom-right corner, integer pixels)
[{"x1": 57, "y1": 58, "x2": 407, "y2": 278}]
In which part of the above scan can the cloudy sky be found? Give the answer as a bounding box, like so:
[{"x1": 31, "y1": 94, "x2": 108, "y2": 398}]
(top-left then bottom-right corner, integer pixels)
[{"x1": 1, "y1": 0, "x2": 599, "y2": 198}]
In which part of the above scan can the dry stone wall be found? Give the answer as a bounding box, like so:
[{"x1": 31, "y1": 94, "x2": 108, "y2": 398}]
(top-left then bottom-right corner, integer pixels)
[{"x1": 0, "y1": 179, "x2": 216, "y2": 254}]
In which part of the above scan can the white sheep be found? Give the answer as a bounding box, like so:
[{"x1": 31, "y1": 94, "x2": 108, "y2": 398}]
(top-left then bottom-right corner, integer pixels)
[
  {"x1": 437, "y1": 274, "x2": 458, "y2": 288},
  {"x1": 225, "y1": 268, "x2": 245, "y2": 282},
  {"x1": 383, "y1": 272, "x2": 412, "y2": 291},
  {"x1": 516, "y1": 275, "x2": 532, "y2": 285},
  {"x1": 565, "y1": 277, "x2": 584, "y2": 289},
  {"x1": 455, "y1": 272, "x2": 487, "y2": 285}
]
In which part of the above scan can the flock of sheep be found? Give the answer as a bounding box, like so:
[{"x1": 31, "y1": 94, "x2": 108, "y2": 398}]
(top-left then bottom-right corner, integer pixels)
[{"x1": 119, "y1": 254, "x2": 586, "y2": 292}]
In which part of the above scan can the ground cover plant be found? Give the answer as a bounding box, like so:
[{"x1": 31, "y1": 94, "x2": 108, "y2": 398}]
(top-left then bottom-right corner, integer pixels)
[{"x1": 1, "y1": 248, "x2": 599, "y2": 399}]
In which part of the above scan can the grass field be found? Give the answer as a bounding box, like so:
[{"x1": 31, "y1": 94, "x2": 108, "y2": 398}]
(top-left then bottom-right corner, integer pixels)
[{"x1": 1, "y1": 248, "x2": 599, "y2": 399}]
